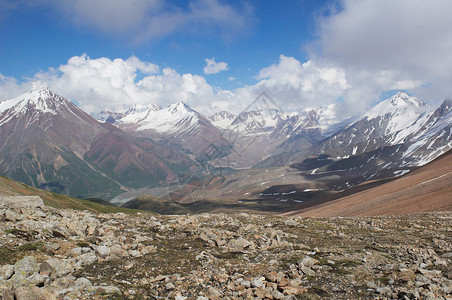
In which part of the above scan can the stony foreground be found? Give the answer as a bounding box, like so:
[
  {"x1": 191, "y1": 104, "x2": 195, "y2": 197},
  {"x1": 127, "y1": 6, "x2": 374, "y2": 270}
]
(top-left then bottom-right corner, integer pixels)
[{"x1": 0, "y1": 196, "x2": 451, "y2": 299}]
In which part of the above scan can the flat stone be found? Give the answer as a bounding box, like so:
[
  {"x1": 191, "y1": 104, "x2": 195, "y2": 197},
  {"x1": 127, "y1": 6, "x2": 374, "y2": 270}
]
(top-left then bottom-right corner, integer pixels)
[
  {"x1": 228, "y1": 237, "x2": 254, "y2": 251},
  {"x1": 94, "y1": 285, "x2": 121, "y2": 294},
  {"x1": 14, "y1": 286, "x2": 56, "y2": 300},
  {"x1": 265, "y1": 271, "x2": 278, "y2": 283},
  {"x1": 298, "y1": 256, "x2": 318, "y2": 268},
  {"x1": 278, "y1": 277, "x2": 290, "y2": 287},
  {"x1": 281, "y1": 286, "x2": 308, "y2": 295}
]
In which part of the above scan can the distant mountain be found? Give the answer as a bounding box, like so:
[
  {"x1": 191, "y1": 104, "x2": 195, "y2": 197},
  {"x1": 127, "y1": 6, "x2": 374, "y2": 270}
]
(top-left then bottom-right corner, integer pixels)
[
  {"x1": 310, "y1": 92, "x2": 451, "y2": 165},
  {"x1": 90, "y1": 111, "x2": 125, "y2": 123},
  {"x1": 208, "y1": 111, "x2": 236, "y2": 130},
  {"x1": 230, "y1": 108, "x2": 282, "y2": 134},
  {"x1": 312, "y1": 92, "x2": 429, "y2": 158},
  {"x1": 109, "y1": 101, "x2": 233, "y2": 164},
  {"x1": 280, "y1": 92, "x2": 452, "y2": 190},
  {"x1": 0, "y1": 88, "x2": 199, "y2": 199}
]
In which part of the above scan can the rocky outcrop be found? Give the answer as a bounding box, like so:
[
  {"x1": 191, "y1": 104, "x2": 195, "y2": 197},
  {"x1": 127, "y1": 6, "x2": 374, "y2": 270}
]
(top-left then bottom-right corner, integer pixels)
[{"x1": 0, "y1": 197, "x2": 451, "y2": 299}]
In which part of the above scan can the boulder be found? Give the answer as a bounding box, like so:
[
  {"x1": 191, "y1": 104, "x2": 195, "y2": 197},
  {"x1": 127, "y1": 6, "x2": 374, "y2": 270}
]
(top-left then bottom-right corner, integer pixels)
[{"x1": 0, "y1": 196, "x2": 44, "y2": 209}]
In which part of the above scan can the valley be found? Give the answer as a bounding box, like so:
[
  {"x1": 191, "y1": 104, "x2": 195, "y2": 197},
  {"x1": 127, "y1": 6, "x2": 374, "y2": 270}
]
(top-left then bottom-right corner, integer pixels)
[{"x1": 0, "y1": 88, "x2": 451, "y2": 215}]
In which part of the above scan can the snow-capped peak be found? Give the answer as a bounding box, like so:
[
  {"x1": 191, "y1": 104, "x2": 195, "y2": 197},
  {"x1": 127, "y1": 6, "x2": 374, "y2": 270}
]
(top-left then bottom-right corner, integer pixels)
[
  {"x1": 117, "y1": 101, "x2": 202, "y2": 135},
  {"x1": 363, "y1": 92, "x2": 427, "y2": 121},
  {"x1": 390, "y1": 92, "x2": 425, "y2": 108},
  {"x1": 0, "y1": 88, "x2": 75, "y2": 127},
  {"x1": 0, "y1": 88, "x2": 68, "y2": 116},
  {"x1": 354, "y1": 92, "x2": 432, "y2": 144},
  {"x1": 168, "y1": 101, "x2": 193, "y2": 114},
  {"x1": 125, "y1": 103, "x2": 161, "y2": 115}
]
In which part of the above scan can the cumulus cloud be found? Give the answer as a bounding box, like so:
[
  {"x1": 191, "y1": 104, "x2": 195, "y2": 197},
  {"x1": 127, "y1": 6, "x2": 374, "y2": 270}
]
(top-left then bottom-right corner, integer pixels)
[
  {"x1": 250, "y1": 55, "x2": 348, "y2": 111},
  {"x1": 313, "y1": 0, "x2": 452, "y2": 108},
  {"x1": 203, "y1": 58, "x2": 229, "y2": 75},
  {"x1": 0, "y1": 55, "x2": 219, "y2": 114},
  {"x1": 1, "y1": 54, "x2": 348, "y2": 116},
  {"x1": 0, "y1": 53, "x2": 359, "y2": 117}
]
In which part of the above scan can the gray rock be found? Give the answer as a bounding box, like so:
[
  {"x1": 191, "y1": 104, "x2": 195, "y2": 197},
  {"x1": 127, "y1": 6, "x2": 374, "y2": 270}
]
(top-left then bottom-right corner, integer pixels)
[
  {"x1": 300, "y1": 266, "x2": 315, "y2": 276},
  {"x1": 95, "y1": 245, "x2": 111, "y2": 258},
  {"x1": 9, "y1": 256, "x2": 39, "y2": 288},
  {"x1": 51, "y1": 275, "x2": 76, "y2": 289},
  {"x1": 4, "y1": 210, "x2": 17, "y2": 222},
  {"x1": 207, "y1": 286, "x2": 222, "y2": 298},
  {"x1": 251, "y1": 276, "x2": 265, "y2": 288},
  {"x1": 41, "y1": 258, "x2": 73, "y2": 278},
  {"x1": 76, "y1": 253, "x2": 98, "y2": 266},
  {"x1": 74, "y1": 277, "x2": 93, "y2": 291},
  {"x1": 298, "y1": 256, "x2": 318, "y2": 268},
  {"x1": 282, "y1": 295, "x2": 297, "y2": 300},
  {"x1": 271, "y1": 289, "x2": 285, "y2": 300},
  {"x1": 0, "y1": 265, "x2": 14, "y2": 280},
  {"x1": 228, "y1": 237, "x2": 254, "y2": 251},
  {"x1": 14, "y1": 256, "x2": 39, "y2": 277},
  {"x1": 166, "y1": 282, "x2": 175, "y2": 290},
  {"x1": 284, "y1": 219, "x2": 298, "y2": 226}
]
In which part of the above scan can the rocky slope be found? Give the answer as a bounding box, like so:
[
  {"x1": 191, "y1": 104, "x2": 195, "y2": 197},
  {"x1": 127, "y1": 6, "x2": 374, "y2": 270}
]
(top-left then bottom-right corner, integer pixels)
[
  {"x1": 1, "y1": 196, "x2": 451, "y2": 299},
  {"x1": 285, "y1": 149, "x2": 452, "y2": 217}
]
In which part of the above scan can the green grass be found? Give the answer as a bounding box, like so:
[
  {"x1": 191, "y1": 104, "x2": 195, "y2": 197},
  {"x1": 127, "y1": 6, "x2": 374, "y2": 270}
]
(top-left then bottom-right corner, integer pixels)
[
  {"x1": 18, "y1": 242, "x2": 44, "y2": 251},
  {"x1": 0, "y1": 175, "x2": 142, "y2": 214}
]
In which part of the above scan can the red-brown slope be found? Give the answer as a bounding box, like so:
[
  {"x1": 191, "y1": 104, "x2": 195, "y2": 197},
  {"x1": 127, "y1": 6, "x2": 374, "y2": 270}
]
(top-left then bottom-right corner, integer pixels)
[{"x1": 284, "y1": 149, "x2": 452, "y2": 217}]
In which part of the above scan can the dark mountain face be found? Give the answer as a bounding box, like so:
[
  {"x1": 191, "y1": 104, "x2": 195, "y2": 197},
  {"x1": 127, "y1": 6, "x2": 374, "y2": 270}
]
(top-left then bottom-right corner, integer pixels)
[
  {"x1": 84, "y1": 127, "x2": 196, "y2": 189},
  {"x1": 0, "y1": 89, "x2": 199, "y2": 199}
]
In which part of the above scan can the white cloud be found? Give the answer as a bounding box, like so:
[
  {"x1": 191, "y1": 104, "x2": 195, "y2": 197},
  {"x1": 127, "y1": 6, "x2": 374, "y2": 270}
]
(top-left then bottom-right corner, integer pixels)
[
  {"x1": 251, "y1": 55, "x2": 348, "y2": 111},
  {"x1": 0, "y1": 54, "x2": 352, "y2": 117},
  {"x1": 1, "y1": 55, "x2": 233, "y2": 115},
  {"x1": 312, "y1": 0, "x2": 452, "y2": 109},
  {"x1": 203, "y1": 58, "x2": 229, "y2": 75},
  {"x1": 48, "y1": 0, "x2": 255, "y2": 43}
]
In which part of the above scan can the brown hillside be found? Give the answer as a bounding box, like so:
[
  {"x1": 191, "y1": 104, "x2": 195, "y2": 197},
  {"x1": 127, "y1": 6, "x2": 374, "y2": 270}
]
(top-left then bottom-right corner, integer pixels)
[{"x1": 284, "y1": 149, "x2": 452, "y2": 217}]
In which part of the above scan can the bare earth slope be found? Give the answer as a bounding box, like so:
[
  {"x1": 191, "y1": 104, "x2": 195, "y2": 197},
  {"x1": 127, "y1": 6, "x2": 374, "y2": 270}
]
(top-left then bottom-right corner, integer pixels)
[{"x1": 285, "y1": 149, "x2": 452, "y2": 217}]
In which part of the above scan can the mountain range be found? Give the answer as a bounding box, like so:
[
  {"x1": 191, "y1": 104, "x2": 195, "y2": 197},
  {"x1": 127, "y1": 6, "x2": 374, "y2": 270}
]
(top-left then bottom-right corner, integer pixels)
[
  {"x1": 0, "y1": 88, "x2": 199, "y2": 199},
  {"x1": 0, "y1": 88, "x2": 450, "y2": 207}
]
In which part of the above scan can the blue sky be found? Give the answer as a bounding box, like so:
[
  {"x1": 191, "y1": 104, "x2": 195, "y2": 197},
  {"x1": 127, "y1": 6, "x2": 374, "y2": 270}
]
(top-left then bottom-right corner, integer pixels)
[
  {"x1": 0, "y1": 0, "x2": 451, "y2": 116},
  {"x1": 0, "y1": 1, "x2": 323, "y2": 87}
]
